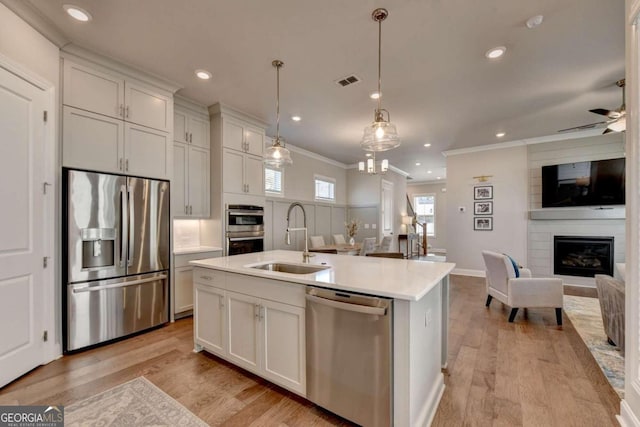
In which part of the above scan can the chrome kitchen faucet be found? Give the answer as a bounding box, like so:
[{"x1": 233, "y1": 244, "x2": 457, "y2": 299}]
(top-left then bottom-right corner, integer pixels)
[{"x1": 285, "y1": 202, "x2": 313, "y2": 263}]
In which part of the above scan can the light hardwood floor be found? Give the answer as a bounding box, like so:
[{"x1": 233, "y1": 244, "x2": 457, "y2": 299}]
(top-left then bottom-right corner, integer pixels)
[{"x1": 0, "y1": 275, "x2": 620, "y2": 426}]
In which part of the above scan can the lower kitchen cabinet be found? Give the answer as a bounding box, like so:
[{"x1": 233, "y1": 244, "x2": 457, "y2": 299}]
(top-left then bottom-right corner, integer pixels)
[
  {"x1": 173, "y1": 250, "x2": 221, "y2": 317},
  {"x1": 194, "y1": 283, "x2": 226, "y2": 356},
  {"x1": 193, "y1": 270, "x2": 306, "y2": 395}
]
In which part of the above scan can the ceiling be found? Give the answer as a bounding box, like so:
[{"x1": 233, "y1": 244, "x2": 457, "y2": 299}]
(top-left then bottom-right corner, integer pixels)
[{"x1": 22, "y1": 0, "x2": 624, "y2": 182}]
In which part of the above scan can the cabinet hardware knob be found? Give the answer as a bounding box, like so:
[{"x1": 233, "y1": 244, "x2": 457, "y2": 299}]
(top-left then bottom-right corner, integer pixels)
[
  {"x1": 186, "y1": 131, "x2": 189, "y2": 142},
  {"x1": 125, "y1": 159, "x2": 129, "y2": 171},
  {"x1": 119, "y1": 104, "x2": 124, "y2": 117},
  {"x1": 190, "y1": 133, "x2": 193, "y2": 143},
  {"x1": 119, "y1": 158, "x2": 123, "y2": 171},
  {"x1": 125, "y1": 106, "x2": 130, "y2": 118}
]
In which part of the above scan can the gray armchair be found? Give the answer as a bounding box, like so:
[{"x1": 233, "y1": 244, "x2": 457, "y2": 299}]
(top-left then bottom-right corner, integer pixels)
[{"x1": 594, "y1": 274, "x2": 625, "y2": 354}]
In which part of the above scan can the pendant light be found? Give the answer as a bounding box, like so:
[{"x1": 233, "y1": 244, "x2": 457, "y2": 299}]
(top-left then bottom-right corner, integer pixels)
[
  {"x1": 361, "y1": 8, "x2": 400, "y2": 152},
  {"x1": 358, "y1": 151, "x2": 389, "y2": 175},
  {"x1": 264, "y1": 60, "x2": 293, "y2": 168}
]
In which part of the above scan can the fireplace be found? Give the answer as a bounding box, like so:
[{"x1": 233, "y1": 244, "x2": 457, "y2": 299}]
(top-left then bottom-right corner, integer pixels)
[{"x1": 554, "y1": 236, "x2": 614, "y2": 277}]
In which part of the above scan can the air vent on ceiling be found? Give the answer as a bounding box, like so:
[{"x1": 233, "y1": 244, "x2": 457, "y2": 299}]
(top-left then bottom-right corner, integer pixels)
[{"x1": 335, "y1": 74, "x2": 361, "y2": 87}]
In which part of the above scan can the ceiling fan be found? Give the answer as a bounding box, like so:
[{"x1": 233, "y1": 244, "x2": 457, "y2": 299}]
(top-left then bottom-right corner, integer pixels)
[{"x1": 558, "y1": 79, "x2": 626, "y2": 134}]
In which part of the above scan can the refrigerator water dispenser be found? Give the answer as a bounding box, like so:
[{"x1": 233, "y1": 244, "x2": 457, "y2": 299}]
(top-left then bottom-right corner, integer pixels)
[{"x1": 81, "y1": 228, "x2": 116, "y2": 269}]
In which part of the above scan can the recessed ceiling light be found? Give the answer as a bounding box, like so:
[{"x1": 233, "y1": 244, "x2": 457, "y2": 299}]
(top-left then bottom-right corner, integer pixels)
[
  {"x1": 291, "y1": 116, "x2": 301, "y2": 122},
  {"x1": 195, "y1": 69, "x2": 212, "y2": 80},
  {"x1": 424, "y1": 143, "x2": 431, "y2": 147},
  {"x1": 485, "y1": 46, "x2": 506, "y2": 59},
  {"x1": 370, "y1": 91, "x2": 381, "y2": 99},
  {"x1": 496, "y1": 132, "x2": 506, "y2": 138},
  {"x1": 366, "y1": 153, "x2": 372, "y2": 157},
  {"x1": 526, "y1": 15, "x2": 544, "y2": 29},
  {"x1": 427, "y1": 170, "x2": 433, "y2": 174},
  {"x1": 415, "y1": 162, "x2": 421, "y2": 166},
  {"x1": 63, "y1": 4, "x2": 92, "y2": 21}
]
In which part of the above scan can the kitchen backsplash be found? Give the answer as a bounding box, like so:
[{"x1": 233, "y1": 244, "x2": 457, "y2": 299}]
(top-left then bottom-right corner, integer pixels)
[{"x1": 173, "y1": 220, "x2": 201, "y2": 248}]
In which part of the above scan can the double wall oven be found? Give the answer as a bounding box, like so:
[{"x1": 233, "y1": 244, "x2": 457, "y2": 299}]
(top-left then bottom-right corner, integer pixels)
[{"x1": 226, "y1": 205, "x2": 264, "y2": 255}]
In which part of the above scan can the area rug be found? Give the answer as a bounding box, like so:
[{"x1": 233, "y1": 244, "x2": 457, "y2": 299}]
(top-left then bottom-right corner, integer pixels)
[
  {"x1": 65, "y1": 377, "x2": 208, "y2": 426},
  {"x1": 564, "y1": 295, "x2": 625, "y2": 398}
]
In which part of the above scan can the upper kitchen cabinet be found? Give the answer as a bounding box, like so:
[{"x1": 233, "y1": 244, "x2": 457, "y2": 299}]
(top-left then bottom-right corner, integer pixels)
[
  {"x1": 61, "y1": 49, "x2": 178, "y2": 180},
  {"x1": 210, "y1": 103, "x2": 268, "y2": 198},
  {"x1": 63, "y1": 59, "x2": 172, "y2": 132},
  {"x1": 173, "y1": 97, "x2": 210, "y2": 218}
]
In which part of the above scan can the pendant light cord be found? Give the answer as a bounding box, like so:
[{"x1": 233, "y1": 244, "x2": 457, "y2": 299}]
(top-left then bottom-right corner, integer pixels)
[
  {"x1": 377, "y1": 17, "x2": 382, "y2": 113},
  {"x1": 276, "y1": 63, "x2": 280, "y2": 143}
]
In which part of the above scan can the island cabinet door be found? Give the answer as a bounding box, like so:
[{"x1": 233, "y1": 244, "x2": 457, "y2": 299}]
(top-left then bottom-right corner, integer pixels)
[
  {"x1": 226, "y1": 291, "x2": 260, "y2": 374},
  {"x1": 260, "y1": 299, "x2": 306, "y2": 395},
  {"x1": 194, "y1": 284, "x2": 226, "y2": 356}
]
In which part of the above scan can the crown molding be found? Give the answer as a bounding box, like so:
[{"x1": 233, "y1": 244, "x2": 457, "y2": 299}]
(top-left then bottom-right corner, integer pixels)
[
  {"x1": 280, "y1": 143, "x2": 348, "y2": 169},
  {"x1": 1, "y1": 0, "x2": 69, "y2": 47},
  {"x1": 209, "y1": 102, "x2": 269, "y2": 129},
  {"x1": 442, "y1": 128, "x2": 603, "y2": 157},
  {"x1": 174, "y1": 94, "x2": 209, "y2": 118},
  {"x1": 61, "y1": 44, "x2": 182, "y2": 93},
  {"x1": 408, "y1": 179, "x2": 447, "y2": 186}
]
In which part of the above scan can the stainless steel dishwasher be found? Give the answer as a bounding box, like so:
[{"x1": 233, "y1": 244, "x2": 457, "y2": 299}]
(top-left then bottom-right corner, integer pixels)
[{"x1": 306, "y1": 287, "x2": 392, "y2": 427}]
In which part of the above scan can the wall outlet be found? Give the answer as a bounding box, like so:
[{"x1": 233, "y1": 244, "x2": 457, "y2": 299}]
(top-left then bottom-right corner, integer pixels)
[
  {"x1": 372, "y1": 224, "x2": 377, "y2": 229},
  {"x1": 458, "y1": 206, "x2": 466, "y2": 213},
  {"x1": 364, "y1": 223, "x2": 370, "y2": 229},
  {"x1": 425, "y1": 309, "x2": 432, "y2": 327}
]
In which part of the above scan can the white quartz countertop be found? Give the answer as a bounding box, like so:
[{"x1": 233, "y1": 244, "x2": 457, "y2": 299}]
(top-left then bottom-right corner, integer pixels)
[
  {"x1": 174, "y1": 246, "x2": 223, "y2": 255},
  {"x1": 190, "y1": 250, "x2": 455, "y2": 301}
]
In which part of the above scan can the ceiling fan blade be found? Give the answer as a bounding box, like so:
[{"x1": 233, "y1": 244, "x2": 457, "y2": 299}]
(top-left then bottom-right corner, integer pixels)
[
  {"x1": 557, "y1": 121, "x2": 607, "y2": 133},
  {"x1": 589, "y1": 108, "x2": 613, "y2": 116}
]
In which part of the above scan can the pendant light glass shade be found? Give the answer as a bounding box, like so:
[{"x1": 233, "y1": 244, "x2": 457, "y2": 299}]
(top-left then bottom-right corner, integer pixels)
[
  {"x1": 264, "y1": 59, "x2": 292, "y2": 168},
  {"x1": 361, "y1": 8, "x2": 400, "y2": 152},
  {"x1": 264, "y1": 137, "x2": 292, "y2": 168}
]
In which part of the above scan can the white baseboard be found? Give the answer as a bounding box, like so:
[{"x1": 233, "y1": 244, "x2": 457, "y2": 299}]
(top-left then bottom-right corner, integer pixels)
[
  {"x1": 451, "y1": 268, "x2": 485, "y2": 278},
  {"x1": 619, "y1": 400, "x2": 640, "y2": 427},
  {"x1": 416, "y1": 374, "x2": 445, "y2": 427}
]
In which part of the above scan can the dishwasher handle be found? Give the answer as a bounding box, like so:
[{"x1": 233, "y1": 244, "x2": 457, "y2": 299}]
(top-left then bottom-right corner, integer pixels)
[{"x1": 306, "y1": 294, "x2": 387, "y2": 316}]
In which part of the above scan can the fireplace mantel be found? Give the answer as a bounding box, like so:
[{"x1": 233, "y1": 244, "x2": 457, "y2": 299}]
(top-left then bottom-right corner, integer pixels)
[{"x1": 529, "y1": 206, "x2": 625, "y2": 220}]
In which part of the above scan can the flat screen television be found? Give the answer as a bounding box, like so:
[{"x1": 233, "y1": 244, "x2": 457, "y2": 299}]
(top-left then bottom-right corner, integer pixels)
[{"x1": 541, "y1": 158, "x2": 625, "y2": 208}]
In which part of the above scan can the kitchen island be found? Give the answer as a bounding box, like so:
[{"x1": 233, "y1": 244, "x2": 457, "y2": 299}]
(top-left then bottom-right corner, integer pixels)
[{"x1": 191, "y1": 250, "x2": 455, "y2": 427}]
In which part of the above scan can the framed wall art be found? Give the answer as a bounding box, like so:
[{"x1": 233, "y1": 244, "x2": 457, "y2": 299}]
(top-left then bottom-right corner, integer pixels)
[
  {"x1": 474, "y1": 217, "x2": 493, "y2": 231},
  {"x1": 474, "y1": 185, "x2": 493, "y2": 200},
  {"x1": 474, "y1": 201, "x2": 493, "y2": 215}
]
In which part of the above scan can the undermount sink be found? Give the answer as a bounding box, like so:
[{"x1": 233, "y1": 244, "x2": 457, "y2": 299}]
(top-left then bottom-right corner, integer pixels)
[{"x1": 250, "y1": 262, "x2": 330, "y2": 274}]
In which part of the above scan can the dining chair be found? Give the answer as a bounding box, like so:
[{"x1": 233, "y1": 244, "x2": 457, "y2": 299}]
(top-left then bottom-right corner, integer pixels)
[
  {"x1": 378, "y1": 236, "x2": 393, "y2": 252},
  {"x1": 309, "y1": 236, "x2": 326, "y2": 249},
  {"x1": 359, "y1": 237, "x2": 377, "y2": 256},
  {"x1": 333, "y1": 234, "x2": 346, "y2": 245}
]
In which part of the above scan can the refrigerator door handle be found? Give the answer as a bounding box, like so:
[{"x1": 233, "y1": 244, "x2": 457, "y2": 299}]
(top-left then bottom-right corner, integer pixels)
[
  {"x1": 127, "y1": 185, "x2": 134, "y2": 267},
  {"x1": 71, "y1": 274, "x2": 168, "y2": 293},
  {"x1": 119, "y1": 185, "x2": 127, "y2": 268}
]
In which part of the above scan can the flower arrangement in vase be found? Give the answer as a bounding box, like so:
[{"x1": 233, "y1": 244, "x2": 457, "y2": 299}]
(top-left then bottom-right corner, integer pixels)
[{"x1": 345, "y1": 219, "x2": 359, "y2": 246}]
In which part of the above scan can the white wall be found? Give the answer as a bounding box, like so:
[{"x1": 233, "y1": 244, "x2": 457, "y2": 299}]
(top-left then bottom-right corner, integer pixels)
[
  {"x1": 445, "y1": 146, "x2": 529, "y2": 273},
  {"x1": 407, "y1": 182, "x2": 447, "y2": 251}
]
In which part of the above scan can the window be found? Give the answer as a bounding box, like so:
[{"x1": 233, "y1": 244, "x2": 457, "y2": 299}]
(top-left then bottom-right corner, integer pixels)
[
  {"x1": 265, "y1": 167, "x2": 283, "y2": 196},
  {"x1": 314, "y1": 175, "x2": 336, "y2": 202},
  {"x1": 413, "y1": 194, "x2": 435, "y2": 237}
]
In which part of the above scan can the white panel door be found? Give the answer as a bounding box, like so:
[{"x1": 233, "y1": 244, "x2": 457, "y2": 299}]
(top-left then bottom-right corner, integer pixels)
[
  {"x1": 0, "y1": 66, "x2": 46, "y2": 387},
  {"x1": 195, "y1": 283, "x2": 226, "y2": 356},
  {"x1": 172, "y1": 142, "x2": 187, "y2": 216},
  {"x1": 381, "y1": 179, "x2": 394, "y2": 237},
  {"x1": 189, "y1": 116, "x2": 210, "y2": 149},
  {"x1": 261, "y1": 299, "x2": 305, "y2": 394},
  {"x1": 226, "y1": 291, "x2": 259, "y2": 374},
  {"x1": 244, "y1": 127, "x2": 264, "y2": 156},
  {"x1": 174, "y1": 267, "x2": 193, "y2": 313},
  {"x1": 222, "y1": 148, "x2": 244, "y2": 194},
  {"x1": 222, "y1": 119, "x2": 244, "y2": 152},
  {"x1": 125, "y1": 123, "x2": 170, "y2": 179},
  {"x1": 244, "y1": 154, "x2": 264, "y2": 196},
  {"x1": 125, "y1": 81, "x2": 171, "y2": 132},
  {"x1": 62, "y1": 106, "x2": 124, "y2": 174},
  {"x1": 63, "y1": 59, "x2": 124, "y2": 119},
  {"x1": 188, "y1": 146, "x2": 210, "y2": 218}
]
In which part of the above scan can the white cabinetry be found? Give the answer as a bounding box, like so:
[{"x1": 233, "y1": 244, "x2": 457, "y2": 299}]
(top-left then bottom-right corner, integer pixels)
[
  {"x1": 193, "y1": 269, "x2": 306, "y2": 395},
  {"x1": 61, "y1": 56, "x2": 174, "y2": 180},
  {"x1": 173, "y1": 250, "x2": 221, "y2": 316},
  {"x1": 173, "y1": 99, "x2": 210, "y2": 218}
]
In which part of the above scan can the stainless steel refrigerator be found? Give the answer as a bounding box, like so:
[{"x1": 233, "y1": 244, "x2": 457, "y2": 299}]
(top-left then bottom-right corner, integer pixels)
[{"x1": 63, "y1": 169, "x2": 170, "y2": 352}]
